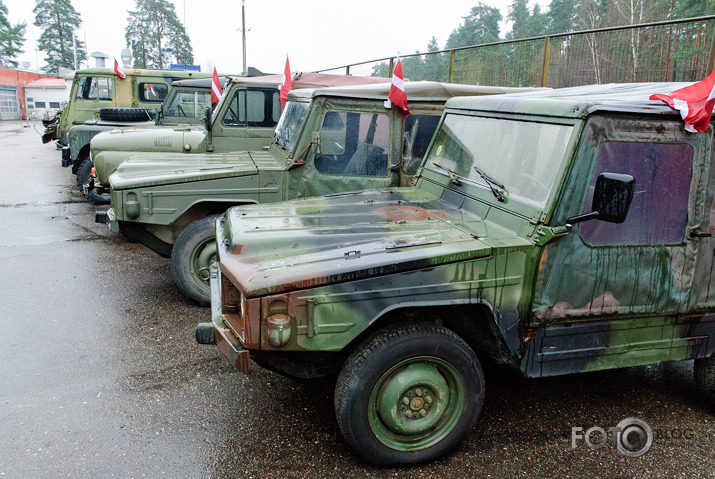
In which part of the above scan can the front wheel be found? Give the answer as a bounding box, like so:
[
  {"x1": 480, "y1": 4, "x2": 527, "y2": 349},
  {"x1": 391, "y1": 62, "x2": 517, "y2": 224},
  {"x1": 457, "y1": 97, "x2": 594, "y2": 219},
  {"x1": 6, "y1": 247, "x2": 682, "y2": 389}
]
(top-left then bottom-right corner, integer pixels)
[
  {"x1": 334, "y1": 323, "x2": 484, "y2": 466},
  {"x1": 171, "y1": 216, "x2": 219, "y2": 305}
]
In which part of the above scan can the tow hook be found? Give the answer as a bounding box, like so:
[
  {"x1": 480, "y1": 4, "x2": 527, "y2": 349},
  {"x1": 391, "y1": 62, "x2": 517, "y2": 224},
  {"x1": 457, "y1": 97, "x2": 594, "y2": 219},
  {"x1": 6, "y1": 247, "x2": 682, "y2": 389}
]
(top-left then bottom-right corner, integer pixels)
[{"x1": 95, "y1": 211, "x2": 108, "y2": 224}]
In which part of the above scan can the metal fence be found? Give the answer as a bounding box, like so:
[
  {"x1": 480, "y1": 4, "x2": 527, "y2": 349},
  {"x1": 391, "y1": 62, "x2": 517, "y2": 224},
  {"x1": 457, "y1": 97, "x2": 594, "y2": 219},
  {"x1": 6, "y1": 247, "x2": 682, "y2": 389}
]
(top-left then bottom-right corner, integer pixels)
[{"x1": 316, "y1": 15, "x2": 715, "y2": 88}]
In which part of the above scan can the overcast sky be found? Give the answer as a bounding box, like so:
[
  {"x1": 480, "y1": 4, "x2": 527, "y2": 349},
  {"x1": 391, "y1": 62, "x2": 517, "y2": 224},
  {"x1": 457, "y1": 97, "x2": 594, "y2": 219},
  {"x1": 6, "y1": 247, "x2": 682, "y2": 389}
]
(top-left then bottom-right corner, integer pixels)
[{"x1": 4, "y1": 0, "x2": 548, "y2": 76}]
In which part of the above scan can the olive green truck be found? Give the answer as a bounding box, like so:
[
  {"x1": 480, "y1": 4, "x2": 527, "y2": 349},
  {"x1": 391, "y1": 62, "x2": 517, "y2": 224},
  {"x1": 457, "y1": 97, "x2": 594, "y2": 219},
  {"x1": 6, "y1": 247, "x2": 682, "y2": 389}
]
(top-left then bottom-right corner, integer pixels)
[{"x1": 198, "y1": 82, "x2": 715, "y2": 465}]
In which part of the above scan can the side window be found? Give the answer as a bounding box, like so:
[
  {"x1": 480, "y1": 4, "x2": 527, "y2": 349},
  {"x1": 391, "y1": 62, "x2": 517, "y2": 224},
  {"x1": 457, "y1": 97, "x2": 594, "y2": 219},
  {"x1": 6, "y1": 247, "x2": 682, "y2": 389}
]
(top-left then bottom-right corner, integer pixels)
[
  {"x1": 580, "y1": 141, "x2": 693, "y2": 246},
  {"x1": 402, "y1": 114, "x2": 441, "y2": 174},
  {"x1": 314, "y1": 111, "x2": 389, "y2": 176},
  {"x1": 139, "y1": 82, "x2": 168, "y2": 102},
  {"x1": 75, "y1": 77, "x2": 112, "y2": 100},
  {"x1": 221, "y1": 88, "x2": 280, "y2": 128}
]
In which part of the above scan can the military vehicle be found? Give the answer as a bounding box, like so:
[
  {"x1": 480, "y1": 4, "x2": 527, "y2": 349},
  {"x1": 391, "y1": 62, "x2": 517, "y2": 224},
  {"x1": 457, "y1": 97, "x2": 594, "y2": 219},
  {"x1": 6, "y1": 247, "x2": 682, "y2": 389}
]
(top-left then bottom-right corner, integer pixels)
[
  {"x1": 97, "y1": 82, "x2": 534, "y2": 305},
  {"x1": 44, "y1": 67, "x2": 210, "y2": 147},
  {"x1": 87, "y1": 73, "x2": 390, "y2": 201},
  {"x1": 66, "y1": 77, "x2": 227, "y2": 204},
  {"x1": 197, "y1": 83, "x2": 715, "y2": 465}
]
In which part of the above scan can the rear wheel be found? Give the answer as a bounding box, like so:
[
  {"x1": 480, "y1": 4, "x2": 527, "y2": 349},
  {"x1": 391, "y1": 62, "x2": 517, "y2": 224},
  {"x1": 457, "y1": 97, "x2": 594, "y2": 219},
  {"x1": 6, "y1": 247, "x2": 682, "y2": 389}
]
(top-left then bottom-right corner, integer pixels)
[
  {"x1": 334, "y1": 322, "x2": 484, "y2": 466},
  {"x1": 694, "y1": 355, "x2": 715, "y2": 405},
  {"x1": 171, "y1": 216, "x2": 219, "y2": 305}
]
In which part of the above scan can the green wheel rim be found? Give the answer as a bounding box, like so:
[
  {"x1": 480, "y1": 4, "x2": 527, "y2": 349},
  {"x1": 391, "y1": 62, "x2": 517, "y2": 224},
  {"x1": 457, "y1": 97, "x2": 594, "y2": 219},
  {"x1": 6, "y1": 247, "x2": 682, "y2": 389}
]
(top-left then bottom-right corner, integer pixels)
[
  {"x1": 189, "y1": 238, "x2": 217, "y2": 293},
  {"x1": 368, "y1": 356, "x2": 466, "y2": 452}
]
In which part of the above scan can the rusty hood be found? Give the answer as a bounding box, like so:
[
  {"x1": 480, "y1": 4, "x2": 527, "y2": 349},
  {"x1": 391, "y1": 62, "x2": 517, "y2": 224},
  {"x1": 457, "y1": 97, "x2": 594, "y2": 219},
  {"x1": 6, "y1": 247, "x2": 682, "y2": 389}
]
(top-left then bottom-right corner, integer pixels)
[{"x1": 218, "y1": 189, "x2": 497, "y2": 298}]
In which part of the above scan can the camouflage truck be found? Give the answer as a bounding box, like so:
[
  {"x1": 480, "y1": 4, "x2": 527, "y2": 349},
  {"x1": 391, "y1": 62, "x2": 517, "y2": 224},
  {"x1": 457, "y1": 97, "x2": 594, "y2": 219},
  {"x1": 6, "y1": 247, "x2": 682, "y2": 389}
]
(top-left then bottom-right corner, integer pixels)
[
  {"x1": 45, "y1": 67, "x2": 210, "y2": 147},
  {"x1": 197, "y1": 83, "x2": 715, "y2": 465},
  {"x1": 87, "y1": 73, "x2": 390, "y2": 202},
  {"x1": 97, "y1": 82, "x2": 535, "y2": 305},
  {"x1": 67, "y1": 76, "x2": 227, "y2": 204}
]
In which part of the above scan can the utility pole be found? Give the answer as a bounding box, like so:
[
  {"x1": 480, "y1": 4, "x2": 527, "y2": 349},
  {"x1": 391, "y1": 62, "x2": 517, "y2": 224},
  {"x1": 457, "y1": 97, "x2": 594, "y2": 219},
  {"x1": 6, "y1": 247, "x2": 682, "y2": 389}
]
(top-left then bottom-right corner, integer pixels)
[{"x1": 242, "y1": 0, "x2": 247, "y2": 75}]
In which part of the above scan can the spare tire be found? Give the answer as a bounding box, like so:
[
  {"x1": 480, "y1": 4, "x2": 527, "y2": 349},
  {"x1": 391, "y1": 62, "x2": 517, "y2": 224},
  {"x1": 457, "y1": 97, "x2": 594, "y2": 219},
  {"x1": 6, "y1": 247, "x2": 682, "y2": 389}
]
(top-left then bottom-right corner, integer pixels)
[{"x1": 99, "y1": 107, "x2": 153, "y2": 122}]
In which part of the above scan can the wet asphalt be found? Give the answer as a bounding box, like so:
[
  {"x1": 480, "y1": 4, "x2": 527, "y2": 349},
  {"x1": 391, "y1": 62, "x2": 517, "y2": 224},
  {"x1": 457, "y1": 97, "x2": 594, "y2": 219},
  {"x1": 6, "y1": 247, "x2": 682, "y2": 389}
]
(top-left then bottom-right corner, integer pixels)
[{"x1": 0, "y1": 120, "x2": 713, "y2": 478}]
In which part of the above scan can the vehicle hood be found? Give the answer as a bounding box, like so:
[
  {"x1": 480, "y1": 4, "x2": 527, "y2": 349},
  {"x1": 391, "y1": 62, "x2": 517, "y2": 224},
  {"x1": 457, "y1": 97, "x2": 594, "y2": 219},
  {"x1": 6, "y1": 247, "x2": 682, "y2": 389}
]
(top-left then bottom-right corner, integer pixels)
[
  {"x1": 110, "y1": 150, "x2": 282, "y2": 190},
  {"x1": 90, "y1": 126, "x2": 207, "y2": 154},
  {"x1": 218, "y1": 189, "x2": 517, "y2": 298}
]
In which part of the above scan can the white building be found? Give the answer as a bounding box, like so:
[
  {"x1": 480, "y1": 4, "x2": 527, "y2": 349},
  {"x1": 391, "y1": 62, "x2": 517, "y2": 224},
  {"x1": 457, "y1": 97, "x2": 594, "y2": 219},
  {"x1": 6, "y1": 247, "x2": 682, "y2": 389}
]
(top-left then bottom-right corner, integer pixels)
[{"x1": 23, "y1": 77, "x2": 72, "y2": 119}]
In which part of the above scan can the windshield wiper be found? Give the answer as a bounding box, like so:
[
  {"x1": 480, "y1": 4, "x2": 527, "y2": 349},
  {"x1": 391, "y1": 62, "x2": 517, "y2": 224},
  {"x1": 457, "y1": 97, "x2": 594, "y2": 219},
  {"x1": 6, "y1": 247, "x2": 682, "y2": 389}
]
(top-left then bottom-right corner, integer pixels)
[
  {"x1": 473, "y1": 165, "x2": 505, "y2": 202},
  {"x1": 431, "y1": 162, "x2": 462, "y2": 186}
]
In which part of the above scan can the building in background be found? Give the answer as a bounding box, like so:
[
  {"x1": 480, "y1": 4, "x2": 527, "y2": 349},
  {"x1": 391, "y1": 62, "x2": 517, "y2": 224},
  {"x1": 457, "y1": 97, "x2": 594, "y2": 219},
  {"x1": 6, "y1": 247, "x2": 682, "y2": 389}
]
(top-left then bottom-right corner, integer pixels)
[
  {"x1": 0, "y1": 67, "x2": 67, "y2": 120},
  {"x1": 24, "y1": 77, "x2": 72, "y2": 119}
]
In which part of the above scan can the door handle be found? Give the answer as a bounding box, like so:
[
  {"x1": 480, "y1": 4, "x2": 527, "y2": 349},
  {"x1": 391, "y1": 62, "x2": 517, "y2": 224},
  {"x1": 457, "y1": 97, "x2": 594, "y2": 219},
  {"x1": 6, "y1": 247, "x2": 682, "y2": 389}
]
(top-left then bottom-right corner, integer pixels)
[{"x1": 689, "y1": 228, "x2": 712, "y2": 238}]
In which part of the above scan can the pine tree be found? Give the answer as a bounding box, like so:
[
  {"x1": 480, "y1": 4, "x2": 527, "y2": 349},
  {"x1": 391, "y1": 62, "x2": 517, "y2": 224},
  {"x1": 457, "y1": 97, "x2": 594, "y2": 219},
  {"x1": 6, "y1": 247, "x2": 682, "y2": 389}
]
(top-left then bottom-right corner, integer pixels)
[
  {"x1": 33, "y1": 0, "x2": 86, "y2": 73},
  {"x1": 0, "y1": 0, "x2": 25, "y2": 68},
  {"x1": 126, "y1": 0, "x2": 193, "y2": 69}
]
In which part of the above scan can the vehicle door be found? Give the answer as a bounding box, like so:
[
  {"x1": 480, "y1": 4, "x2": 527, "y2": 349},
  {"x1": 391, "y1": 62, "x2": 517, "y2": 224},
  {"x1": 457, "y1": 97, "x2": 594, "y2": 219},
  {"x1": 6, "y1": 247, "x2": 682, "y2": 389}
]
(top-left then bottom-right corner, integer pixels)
[
  {"x1": 70, "y1": 75, "x2": 114, "y2": 125},
  {"x1": 528, "y1": 114, "x2": 710, "y2": 375},
  {"x1": 286, "y1": 101, "x2": 441, "y2": 199},
  {"x1": 211, "y1": 87, "x2": 281, "y2": 152}
]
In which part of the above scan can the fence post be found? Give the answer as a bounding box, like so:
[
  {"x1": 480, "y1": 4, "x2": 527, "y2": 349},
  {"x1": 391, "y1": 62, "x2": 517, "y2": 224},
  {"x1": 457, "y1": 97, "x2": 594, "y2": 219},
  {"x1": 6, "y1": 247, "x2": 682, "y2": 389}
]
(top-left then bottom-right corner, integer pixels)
[
  {"x1": 709, "y1": 25, "x2": 715, "y2": 74},
  {"x1": 541, "y1": 36, "x2": 551, "y2": 87},
  {"x1": 448, "y1": 50, "x2": 455, "y2": 83}
]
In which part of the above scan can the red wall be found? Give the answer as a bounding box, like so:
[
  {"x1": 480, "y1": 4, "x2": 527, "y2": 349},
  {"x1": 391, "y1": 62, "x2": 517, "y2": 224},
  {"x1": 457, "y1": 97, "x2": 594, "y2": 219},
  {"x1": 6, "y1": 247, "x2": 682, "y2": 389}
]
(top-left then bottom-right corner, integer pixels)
[{"x1": 0, "y1": 68, "x2": 63, "y2": 118}]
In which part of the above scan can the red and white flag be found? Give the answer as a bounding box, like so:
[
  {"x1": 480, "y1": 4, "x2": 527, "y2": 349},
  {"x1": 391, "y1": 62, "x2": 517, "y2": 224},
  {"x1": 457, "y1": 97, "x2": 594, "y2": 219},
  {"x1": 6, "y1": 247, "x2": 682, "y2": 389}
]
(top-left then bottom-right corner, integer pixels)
[
  {"x1": 384, "y1": 56, "x2": 410, "y2": 115},
  {"x1": 114, "y1": 58, "x2": 126, "y2": 79},
  {"x1": 211, "y1": 67, "x2": 223, "y2": 104},
  {"x1": 650, "y1": 71, "x2": 715, "y2": 133},
  {"x1": 146, "y1": 83, "x2": 156, "y2": 97},
  {"x1": 279, "y1": 55, "x2": 292, "y2": 108}
]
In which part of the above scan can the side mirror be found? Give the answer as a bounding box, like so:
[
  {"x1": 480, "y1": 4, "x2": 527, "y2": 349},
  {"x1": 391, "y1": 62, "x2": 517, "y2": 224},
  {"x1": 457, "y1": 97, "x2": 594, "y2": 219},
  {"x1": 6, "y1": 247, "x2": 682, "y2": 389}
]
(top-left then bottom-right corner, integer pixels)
[
  {"x1": 567, "y1": 172, "x2": 635, "y2": 225},
  {"x1": 204, "y1": 106, "x2": 212, "y2": 131}
]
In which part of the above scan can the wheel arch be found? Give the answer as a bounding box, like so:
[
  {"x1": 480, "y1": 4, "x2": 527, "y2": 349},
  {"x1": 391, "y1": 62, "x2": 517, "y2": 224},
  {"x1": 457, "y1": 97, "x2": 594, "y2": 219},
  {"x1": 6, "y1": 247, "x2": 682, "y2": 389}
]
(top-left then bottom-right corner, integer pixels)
[
  {"x1": 172, "y1": 199, "x2": 259, "y2": 232},
  {"x1": 344, "y1": 301, "x2": 514, "y2": 367}
]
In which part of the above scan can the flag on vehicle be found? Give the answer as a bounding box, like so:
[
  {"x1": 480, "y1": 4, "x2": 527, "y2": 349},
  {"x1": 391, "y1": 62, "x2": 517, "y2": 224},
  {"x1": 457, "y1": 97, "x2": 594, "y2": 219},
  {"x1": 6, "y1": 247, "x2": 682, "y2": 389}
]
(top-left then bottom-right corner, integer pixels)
[
  {"x1": 146, "y1": 83, "x2": 156, "y2": 97},
  {"x1": 279, "y1": 55, "x2": 292, "y2": 108},
  {"x1": 650, "y1": 71, "x2": 715, "y2": 133},
  {"x1": 211, "y1": 67, "x2": 223, "y2": 105},
  {"x1": 114, "y1": 58, "x2": 126, "y2": 79},
  {"x1": 384, "y1": 55, "x2": 410, "y2": 116}
]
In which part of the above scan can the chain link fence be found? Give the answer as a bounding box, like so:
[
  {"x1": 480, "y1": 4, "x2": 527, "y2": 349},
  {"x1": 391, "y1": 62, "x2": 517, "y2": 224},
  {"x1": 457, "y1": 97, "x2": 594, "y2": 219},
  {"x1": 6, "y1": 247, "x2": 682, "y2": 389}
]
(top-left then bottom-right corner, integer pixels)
[{"x1": 317, "y1": 16, "x2": 715, "y2": 88}]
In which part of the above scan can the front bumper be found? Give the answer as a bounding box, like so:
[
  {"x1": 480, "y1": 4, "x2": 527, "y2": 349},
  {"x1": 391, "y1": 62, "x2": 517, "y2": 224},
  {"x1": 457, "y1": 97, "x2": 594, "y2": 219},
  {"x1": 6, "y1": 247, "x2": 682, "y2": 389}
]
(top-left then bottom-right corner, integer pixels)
[{"x1": 197, "y1": 265, "x2": 251, "y2": 373}]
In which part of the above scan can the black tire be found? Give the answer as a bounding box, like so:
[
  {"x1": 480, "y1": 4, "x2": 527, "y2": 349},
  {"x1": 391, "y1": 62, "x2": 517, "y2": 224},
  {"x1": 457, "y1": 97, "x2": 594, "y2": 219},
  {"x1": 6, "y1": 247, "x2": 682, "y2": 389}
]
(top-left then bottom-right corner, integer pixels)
[
  {"x1": 87, "y1": 189, "x2": 110, "y2": 205},
  {"x1": 76, "y1": 158, "x2": 93, "y2": 192},
  {"x1": 171, "y1": 216, "x2": 220, "y2": 305},
  {"x1": 334, "y1": 322, "x2": 485, "y2": 466},
  {"x1": 694, "y1": 355, "x2": 715, "y2": 405},
  {"x1": 98, "y1": 107, "x2": 153, "y2": 122}
]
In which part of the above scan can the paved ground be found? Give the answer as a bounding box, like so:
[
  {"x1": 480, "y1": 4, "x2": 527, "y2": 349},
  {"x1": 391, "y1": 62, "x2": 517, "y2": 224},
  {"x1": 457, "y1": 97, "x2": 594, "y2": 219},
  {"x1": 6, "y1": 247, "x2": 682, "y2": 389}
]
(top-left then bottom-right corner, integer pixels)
[{"x1": 0, "y1": 120, "x2": 713, "y2": 478}]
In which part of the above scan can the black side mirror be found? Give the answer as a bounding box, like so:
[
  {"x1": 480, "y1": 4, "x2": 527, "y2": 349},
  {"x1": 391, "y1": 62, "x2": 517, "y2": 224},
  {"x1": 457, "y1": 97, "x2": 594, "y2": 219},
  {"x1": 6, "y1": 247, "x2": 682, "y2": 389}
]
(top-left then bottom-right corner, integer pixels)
[
  {"x1": 204, "y1": 106, "x2": 212, "y2": 131},
  {"x1": 567, "y1": 172, "x2": 635, "y2": 225}
]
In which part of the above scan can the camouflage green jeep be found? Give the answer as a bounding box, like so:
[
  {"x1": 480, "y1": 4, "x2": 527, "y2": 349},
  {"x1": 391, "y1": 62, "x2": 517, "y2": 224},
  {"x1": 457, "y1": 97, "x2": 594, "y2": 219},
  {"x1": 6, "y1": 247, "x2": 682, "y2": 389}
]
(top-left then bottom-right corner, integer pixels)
[
  {"x1": 198, "y1": 83, "x2": 715, "y2": 465},
  {"x1": 98, "y1": 82, "x2": 534, "y2": 305}
]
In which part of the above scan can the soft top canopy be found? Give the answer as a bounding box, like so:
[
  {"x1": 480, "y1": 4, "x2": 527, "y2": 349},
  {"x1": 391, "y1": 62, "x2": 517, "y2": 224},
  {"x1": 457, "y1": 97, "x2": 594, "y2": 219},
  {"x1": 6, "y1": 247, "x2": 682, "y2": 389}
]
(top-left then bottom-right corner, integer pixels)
[
  {"x1": 226, "y1": 72, "x2": 390, "y2": 90},
  {"x1": 288, "y1": 81, "x2": 544, "y2": 103},
  {"x1": 170, "y1": 77, "x2": 229, "y2": 88},
  {"x1": 444, "y1": 82, "x2": 694, "y2": 118}
]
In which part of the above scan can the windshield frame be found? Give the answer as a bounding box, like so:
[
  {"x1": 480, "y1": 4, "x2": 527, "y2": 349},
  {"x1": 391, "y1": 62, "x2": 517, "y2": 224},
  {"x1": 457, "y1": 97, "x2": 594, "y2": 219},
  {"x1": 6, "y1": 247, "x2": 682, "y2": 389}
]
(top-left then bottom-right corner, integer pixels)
[{"x1": 274, "y1": 100, "x2": 311, "y2": 153}]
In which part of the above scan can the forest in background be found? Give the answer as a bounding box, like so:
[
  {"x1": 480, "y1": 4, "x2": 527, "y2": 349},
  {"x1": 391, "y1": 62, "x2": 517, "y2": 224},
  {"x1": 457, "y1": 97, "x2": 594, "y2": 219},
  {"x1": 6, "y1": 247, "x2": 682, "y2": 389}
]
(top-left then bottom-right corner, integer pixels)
[{"x1": 370, "y1": 0, "x2": 715, "y2": 87}]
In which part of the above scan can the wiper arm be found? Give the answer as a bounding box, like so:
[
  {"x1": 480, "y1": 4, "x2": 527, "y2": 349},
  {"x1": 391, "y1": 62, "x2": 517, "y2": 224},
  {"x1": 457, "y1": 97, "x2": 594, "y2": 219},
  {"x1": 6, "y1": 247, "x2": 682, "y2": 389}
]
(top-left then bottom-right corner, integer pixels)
[
  {"x1": 431, "y1": 162, "x2": 462, "y2": 186},
  {"x1": 473, "y1": 165, "x2": 505, "y2": 202}
]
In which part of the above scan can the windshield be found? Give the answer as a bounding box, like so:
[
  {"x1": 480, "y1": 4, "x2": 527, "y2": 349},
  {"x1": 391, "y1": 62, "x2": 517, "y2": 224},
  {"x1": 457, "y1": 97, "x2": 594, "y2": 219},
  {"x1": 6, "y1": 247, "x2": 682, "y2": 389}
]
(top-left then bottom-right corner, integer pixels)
[
  {"x1": 426, "y1": 114, "x2": 574, "y2": 208},
  {"x1": 274, "y1": 100, "x2": 309, "y2": 152},
  {"x1": 163, "y1": 89, "x2": 212, "y2": 118}
]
